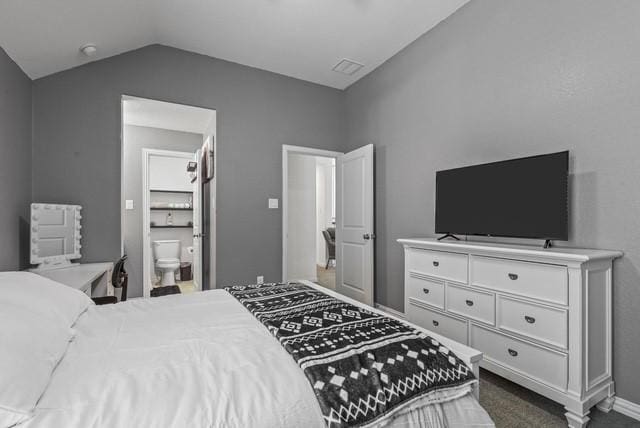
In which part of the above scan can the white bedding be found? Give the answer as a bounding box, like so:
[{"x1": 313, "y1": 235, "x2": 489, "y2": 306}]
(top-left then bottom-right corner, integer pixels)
[{"x1": 23, "y1": 290, "x2": 493, "y2": 428}]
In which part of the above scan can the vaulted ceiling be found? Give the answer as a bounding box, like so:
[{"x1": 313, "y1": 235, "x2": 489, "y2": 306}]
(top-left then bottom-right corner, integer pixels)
[{"x1": 0, "y1": 0, "x2": 469, "y2": 89}]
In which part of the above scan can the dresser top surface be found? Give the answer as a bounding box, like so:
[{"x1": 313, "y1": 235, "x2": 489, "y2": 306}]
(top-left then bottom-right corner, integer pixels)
[{"x1": 398, "y1": 238, "x2": 623, "y2": 264}]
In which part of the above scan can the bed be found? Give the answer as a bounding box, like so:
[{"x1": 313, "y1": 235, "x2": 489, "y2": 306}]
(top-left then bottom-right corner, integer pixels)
[{"x1": 0, "y1": 272, "x2": 494, "y2": 428}]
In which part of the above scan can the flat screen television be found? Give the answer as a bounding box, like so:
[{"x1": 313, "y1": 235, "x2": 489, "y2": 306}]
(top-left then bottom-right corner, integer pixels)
[{"x1": 435, "y1": 151, "x2": 569, "y2": 241}]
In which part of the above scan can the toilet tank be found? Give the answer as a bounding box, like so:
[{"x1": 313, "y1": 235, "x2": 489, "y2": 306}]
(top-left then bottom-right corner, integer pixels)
[{"x1": 152, "y1": 240, "x2": 181, "y2": 260}]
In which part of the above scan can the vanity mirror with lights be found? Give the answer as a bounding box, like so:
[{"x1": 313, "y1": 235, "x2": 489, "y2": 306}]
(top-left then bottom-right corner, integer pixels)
[{"x1": 30, "y1": 203, "x2": 82, "y2": 271}]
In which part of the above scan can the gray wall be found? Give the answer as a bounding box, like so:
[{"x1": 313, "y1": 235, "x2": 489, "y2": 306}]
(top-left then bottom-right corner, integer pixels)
[
  {"x1": 0, "y1": 47, "x2": 32, "y2": 270},
  {"x1": 32, "y1": 44, "x2": 346, "y2": 286},
  {"x1": 345, "y1": 0, "x2": 640, "y2": 403},
  {"x1": 123, "y1": 125, "x2": 203, "y2": 297}
]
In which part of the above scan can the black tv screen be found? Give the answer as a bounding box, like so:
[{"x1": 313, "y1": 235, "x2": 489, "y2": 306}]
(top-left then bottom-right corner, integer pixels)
[{"x1": 435, "y1": 151, "x2": 569, "y2": 240}]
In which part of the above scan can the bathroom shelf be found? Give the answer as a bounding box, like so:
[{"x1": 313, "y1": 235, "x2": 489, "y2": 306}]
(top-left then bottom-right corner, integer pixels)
[
  {"x1": 150, "y1": 225, "x2": 193, "y2": 229},
  {"x1": 150, "y1": 207, "x2": 193, "y2": 211},
  {"x1": 149, "y1": 190, "x2": 193, "y2": 194}
]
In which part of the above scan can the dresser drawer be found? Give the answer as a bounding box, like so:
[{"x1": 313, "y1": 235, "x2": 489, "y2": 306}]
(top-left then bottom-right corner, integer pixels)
[
  {"x1": 407, "y1": 273, "x2": 445, "y2": 310},
  {"x1": 407, "y1": 248, "x2": 468, "y2": 283},
  {"x1": 446, "y1": 283, "x2": 495, "y2": 326},
  {"x1": 407, "y1": 302, "x2": 468, "y2": 345},
  {"x1": 498, "y1": 296, "x2": 568, "y2": 349},
  {"x1": 471, "y1": 324, "x2": 567, "y2": 391},
  {"x1": 471, "y1": 256, "x2": 568, "y2": 305}
]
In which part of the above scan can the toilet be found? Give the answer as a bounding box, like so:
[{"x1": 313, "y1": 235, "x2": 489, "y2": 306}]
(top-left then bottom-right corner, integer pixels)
[{"x1": 152, "y1": 240, "x2": 181, "y2": 286}]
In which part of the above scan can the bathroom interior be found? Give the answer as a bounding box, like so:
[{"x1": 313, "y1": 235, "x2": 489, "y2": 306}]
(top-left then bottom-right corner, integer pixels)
[{"x1": 121, "y1": 96, "x2": 216, "y2": 298}]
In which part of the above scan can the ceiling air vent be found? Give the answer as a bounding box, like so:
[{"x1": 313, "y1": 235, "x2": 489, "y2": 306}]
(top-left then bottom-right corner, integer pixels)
[{"x1": 332, "y1": 59, "x2": 364, "y2": 76}]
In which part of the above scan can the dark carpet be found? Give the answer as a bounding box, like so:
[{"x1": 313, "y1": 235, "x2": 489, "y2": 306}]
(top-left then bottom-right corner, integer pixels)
[{"x1": 479, "y1": 369, "x2": 639, "y2": 427}]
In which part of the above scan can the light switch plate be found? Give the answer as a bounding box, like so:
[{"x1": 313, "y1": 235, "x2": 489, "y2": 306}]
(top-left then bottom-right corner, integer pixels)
[
  {"x1": 125, "y1": 200, "x2": 134, "y2": 210},
  {"x1": 268, "y1": 198, "x2": 279, "y2": 209}
]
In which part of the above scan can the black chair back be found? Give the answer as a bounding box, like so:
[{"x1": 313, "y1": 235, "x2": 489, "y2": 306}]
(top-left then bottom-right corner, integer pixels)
[
  {"x1": 327, "y1": 227, "x2": 336, "y2": 240},
  {"x1": 322, "y1": 230, "x2": 335, "y2": 255},
  {"x1": 322, "y1": 230, "x2": 336, "y2": 269},
  {"x1": 111, "y1": 255, "x2": 128, "y2": 302}
]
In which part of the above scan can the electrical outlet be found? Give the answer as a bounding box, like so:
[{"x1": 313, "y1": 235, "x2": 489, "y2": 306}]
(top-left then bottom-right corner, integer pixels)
[{"x1": 257, "y1": 275, "x2": 264, "y2": 284}]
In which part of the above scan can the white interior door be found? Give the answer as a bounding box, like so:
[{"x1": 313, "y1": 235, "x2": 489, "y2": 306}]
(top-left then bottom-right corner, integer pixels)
[
  {"x1": 336, "y1": 144, "x2": 374, "y2": 305},
  {"x1": 192, "y1": 149, "x2": 202, "y2": 290}
]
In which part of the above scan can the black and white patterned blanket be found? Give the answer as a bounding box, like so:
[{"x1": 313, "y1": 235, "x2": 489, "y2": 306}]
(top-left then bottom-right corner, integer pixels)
[{"x1": 225, "y1": 283, "x2": 476, "y2": 427}]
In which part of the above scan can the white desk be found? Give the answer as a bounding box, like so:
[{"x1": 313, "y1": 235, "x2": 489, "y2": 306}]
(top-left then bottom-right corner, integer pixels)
[{"x1": 32, "y1": 263, "x2": 114, "y2": 297}]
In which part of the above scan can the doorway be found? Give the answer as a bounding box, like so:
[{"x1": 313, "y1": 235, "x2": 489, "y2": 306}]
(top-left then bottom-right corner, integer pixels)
[
  {"x1": 283, "y1": 144, "x2": 374, "y2": 304},
  {"x1": 283, "y1": 149, "x2": 338, "y2": 289},
  {"x1": 121, "y1": 96, "x2": 216, "y2": 298}
]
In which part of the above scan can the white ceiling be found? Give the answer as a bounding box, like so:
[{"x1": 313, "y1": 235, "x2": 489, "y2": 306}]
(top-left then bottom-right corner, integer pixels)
[
  {"x1": 123, "y1": 96, "x2": 216, "y2": 134},
  {"x1": 0, "y1": 0, "x2": 469, "y2": 89}
]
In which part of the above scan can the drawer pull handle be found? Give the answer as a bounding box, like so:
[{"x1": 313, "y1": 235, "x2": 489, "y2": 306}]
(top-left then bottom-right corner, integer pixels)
[
  {"x1": 432, "y1": 261, "x2": 440, "y2": 267},
  {"x1": 508, "y1": 273, "x2": 518, "y2": 280},
  {"x1": 524, "y1": 315, "x2": 536, "y2": 324},
  {"x1": 422, "y1": 288, "x2": 430, "y2": 294},
  {"x1": 465, "y1": 299, "x2": 474, "y2": 307},
  {"x1": 432, "y1": 320, "x2": 439, "y2": 327},
  {"x1": 508, "y1": 348, "x2": 518, "y2": 357}
]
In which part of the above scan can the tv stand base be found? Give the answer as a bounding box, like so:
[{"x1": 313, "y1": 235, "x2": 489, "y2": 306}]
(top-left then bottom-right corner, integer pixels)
[
  {"x1": 437, "y1": 234, "x2": 460, "y2": 241},
  {"x1": 544, "y1": 239, "x2": 553, "y2": 249}
]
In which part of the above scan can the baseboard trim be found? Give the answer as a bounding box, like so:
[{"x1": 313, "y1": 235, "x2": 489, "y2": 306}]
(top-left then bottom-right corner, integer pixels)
[
  {"x1": 613, "y1": 397, "x2": 640, "y2": 421},
  {"x1": 374, "y1": 303, "x2": 406, "y2": 319}
]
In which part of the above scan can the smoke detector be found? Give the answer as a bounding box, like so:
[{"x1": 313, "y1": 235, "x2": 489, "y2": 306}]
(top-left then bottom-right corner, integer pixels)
[
  {"x1": 80, "y1": 44, "x2": 97, "y2": 57},
  {"x1": 332, "y1": 59, "x2": 364, "y2": 76}
]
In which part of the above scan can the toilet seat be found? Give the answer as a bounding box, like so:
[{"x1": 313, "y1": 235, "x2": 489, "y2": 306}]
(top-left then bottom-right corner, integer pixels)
[{"x1": 156, "y1": 258, "x2": 180, "y2": 268}]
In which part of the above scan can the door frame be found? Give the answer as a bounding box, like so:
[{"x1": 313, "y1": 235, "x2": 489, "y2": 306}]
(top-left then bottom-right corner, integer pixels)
[
  {"x1": 142, "y1": 148, "x2": 197, "y2": 298},
  {"x1": 120, "y1": 94, "x2": 217, "y2": 298},
  {"x1": 282, "y1": 145, "x2": 343, "y2": 283}
]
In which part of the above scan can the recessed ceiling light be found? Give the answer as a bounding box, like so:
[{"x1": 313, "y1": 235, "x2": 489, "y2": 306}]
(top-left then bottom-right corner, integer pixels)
[
  {"x1": 79, "y1": 44, "x2": 97, "y2": 57},
  {"x1": 332, "y1": 58, "x2": 364, "y2": 76}
]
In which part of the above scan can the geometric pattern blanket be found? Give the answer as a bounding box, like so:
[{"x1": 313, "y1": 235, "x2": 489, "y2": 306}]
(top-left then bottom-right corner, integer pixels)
[{"x1": 224, "y1": 282, "x2": 476, "y2": 427}]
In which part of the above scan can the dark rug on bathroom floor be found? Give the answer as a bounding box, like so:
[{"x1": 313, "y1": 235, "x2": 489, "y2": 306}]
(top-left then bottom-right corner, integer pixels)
[{"x1": 150, "y1": 285, "x2": 182, "y2": 297}]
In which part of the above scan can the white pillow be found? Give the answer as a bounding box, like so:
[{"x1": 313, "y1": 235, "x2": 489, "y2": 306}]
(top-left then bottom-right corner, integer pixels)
[
  {"x1": 0, "y1": 272, "x2": 92, "y2": 427},
  {"x1": 0, "y1": 272, "x2": 93, "y2": 329},
  {"x1": 0, "y1": 303, "x2": 74, "y2": 427}
]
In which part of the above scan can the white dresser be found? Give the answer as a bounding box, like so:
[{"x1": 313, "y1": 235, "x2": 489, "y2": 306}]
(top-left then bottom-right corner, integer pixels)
[{"x1": 398, "y1": 238, "x2": 622, "y2": 428}]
